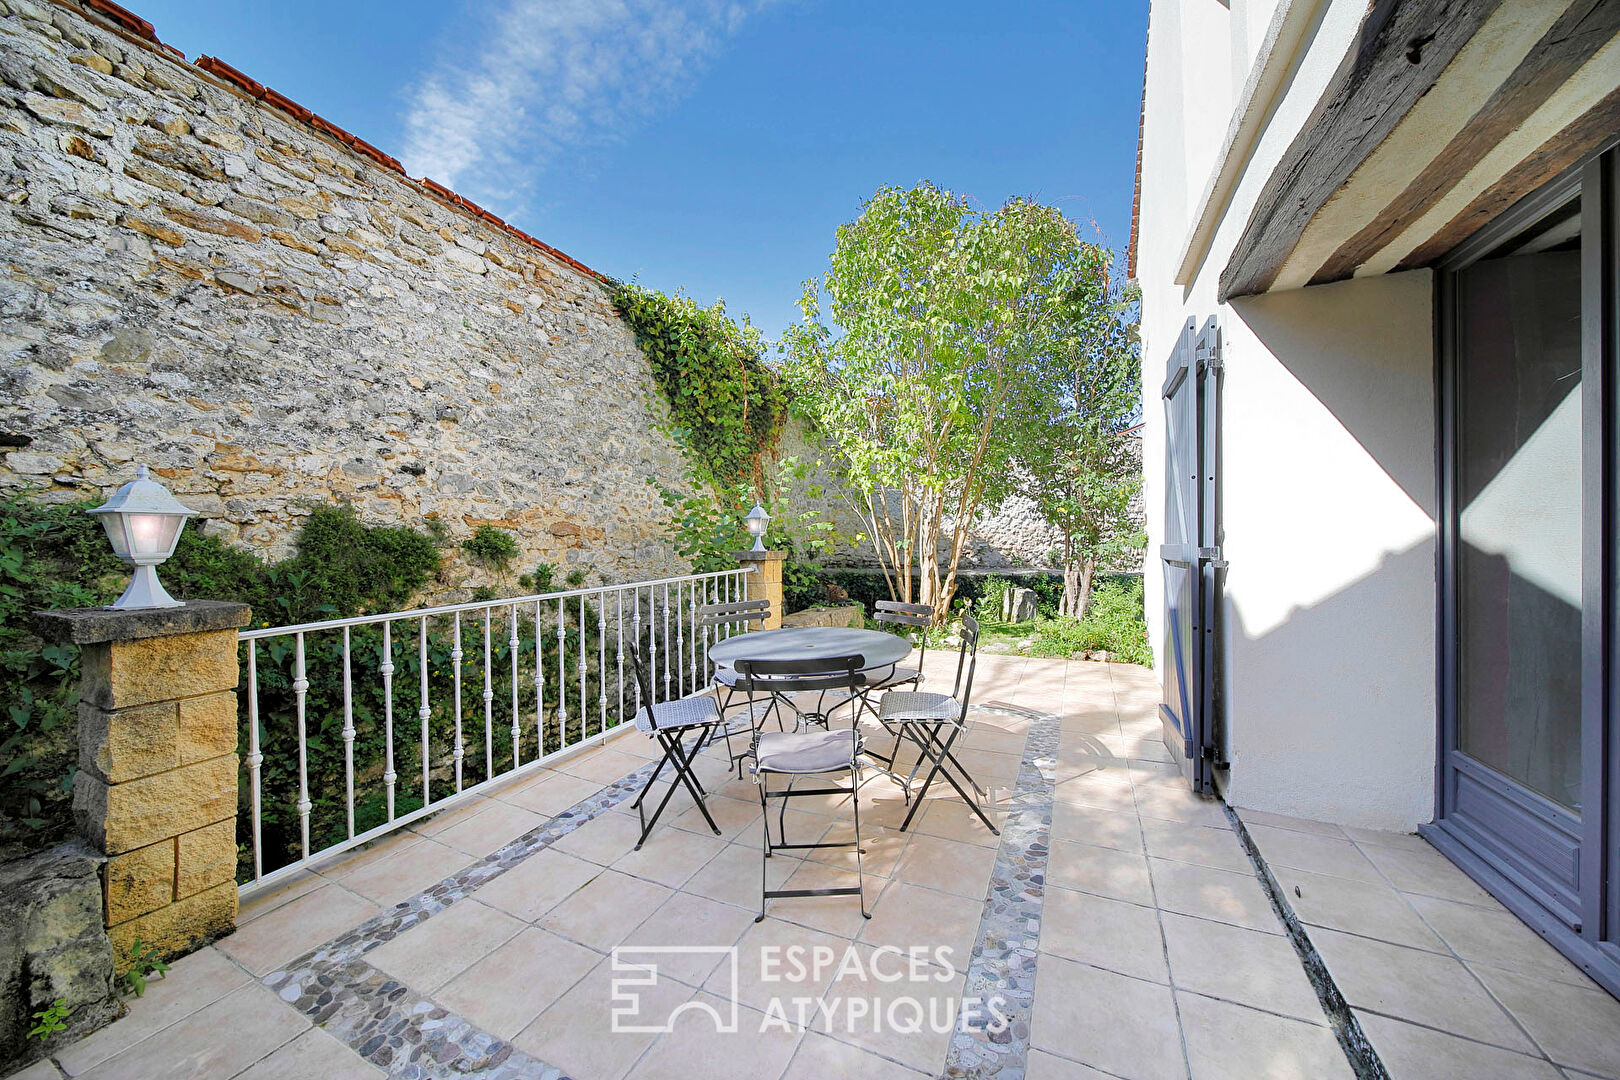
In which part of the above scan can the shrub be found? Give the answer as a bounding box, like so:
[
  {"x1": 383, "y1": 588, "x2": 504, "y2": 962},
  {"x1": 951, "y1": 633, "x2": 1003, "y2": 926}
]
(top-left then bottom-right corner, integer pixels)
[
  {"x1": 462, "y1": 525, "x2": 520, "y2": 572},
  {"x1": 1024, "y1": 577, "x2": 1151, "y2": 665}
]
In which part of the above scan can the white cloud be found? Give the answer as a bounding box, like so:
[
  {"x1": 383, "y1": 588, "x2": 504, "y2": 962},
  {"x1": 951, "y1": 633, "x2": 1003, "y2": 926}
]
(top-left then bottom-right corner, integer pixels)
[{"x1": 402, "y1": 0, "x2": 775, "y2": 212}]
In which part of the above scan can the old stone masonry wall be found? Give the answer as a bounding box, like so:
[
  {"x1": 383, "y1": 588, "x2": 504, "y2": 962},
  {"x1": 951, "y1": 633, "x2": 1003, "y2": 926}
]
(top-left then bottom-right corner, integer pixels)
[{"x1": 0, "y1": 0, "x2": 689, "y2": 591}]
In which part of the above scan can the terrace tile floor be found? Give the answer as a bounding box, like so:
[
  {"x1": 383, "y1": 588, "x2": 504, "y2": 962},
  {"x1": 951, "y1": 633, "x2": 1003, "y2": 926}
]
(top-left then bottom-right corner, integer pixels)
[{"x1": 13, "y1": 654, "x2": 1616, "y2": 1080}]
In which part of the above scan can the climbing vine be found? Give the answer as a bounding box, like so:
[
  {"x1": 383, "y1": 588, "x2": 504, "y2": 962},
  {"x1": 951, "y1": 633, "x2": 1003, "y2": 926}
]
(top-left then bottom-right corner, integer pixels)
[{"x1": 609, "y1": 281, "x2": 787, "y2": 494}]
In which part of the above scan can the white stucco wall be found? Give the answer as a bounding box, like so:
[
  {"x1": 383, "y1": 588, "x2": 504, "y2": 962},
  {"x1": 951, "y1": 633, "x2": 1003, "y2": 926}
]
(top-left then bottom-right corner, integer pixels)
[{"x1": 1137, "y1": 0, "x2": 1440, "y2": 829}]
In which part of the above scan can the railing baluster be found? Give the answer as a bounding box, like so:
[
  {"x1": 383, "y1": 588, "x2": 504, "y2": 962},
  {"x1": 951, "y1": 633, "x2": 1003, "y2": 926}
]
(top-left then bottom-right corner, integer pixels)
[
  {"x1": 419, "y1": 616, "x2": 431, "y2": 807},
  {"x1": 616, "y1": 588, "x2": 625, "y2": 727},
  {"x1": 482, "y1": 608, "x2": 494, "y2": 781},
  {"x1": 632, "y1": 588, "x2": 643, "y2": 714},
  {"x1": 577, "y1": 594, "x2": 586, "y2": 736},
  {"x1": 451, "y1": 615, "x2": 464, "y2": 793},
  {"x1": 597, "y1": 589, "x2": 607, "y2": 732},
  {"x1": 342, "y1": 627, "x2": 355, "y2": 838},
  {"x1": 662, "y1": 583, "x2": 671, "y2": 703},
  {"x1": 247, "y1": 641, "x2": 263, "y2": 882},
  {"x1": 534, "y1": 599, "x2": 545, "y2": 757},
  {"x1": 509, "y1": 606, "x2": 521, "y2": 768},
  {"x1": 381, "y1": 621, "x2": 397, "y2": 821},
  {"x1": 293, "y1": 632, "x2": 311, "y2": 859},
  {"x1": 556, "y1": 597, "x2": 567, "y2": 747}
]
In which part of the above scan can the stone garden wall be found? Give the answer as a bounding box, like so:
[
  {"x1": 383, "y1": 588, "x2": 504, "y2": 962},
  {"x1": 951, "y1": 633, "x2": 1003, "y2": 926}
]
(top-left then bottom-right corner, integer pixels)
[{"x1": 0, "y1": 0, "x2": 689, "y2": 594}]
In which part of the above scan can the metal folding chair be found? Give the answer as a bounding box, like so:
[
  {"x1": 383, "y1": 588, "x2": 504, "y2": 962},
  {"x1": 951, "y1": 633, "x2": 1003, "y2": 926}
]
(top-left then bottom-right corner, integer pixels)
[
  {"x1": 828, "y1": 599, "x2": 932, "y2": 730},
  {"x1": 696, "y1": 598, "x2": 772, "y2": 774},
  {"x1": 877, "y1": 614, "x2": 1000, "y2": 836},
  {"x1": 625, "y1": 639, "x2": 724, "y2": 850},
  {"x1": 739, "y1": 655, "x2": 871, "y2": 922}
]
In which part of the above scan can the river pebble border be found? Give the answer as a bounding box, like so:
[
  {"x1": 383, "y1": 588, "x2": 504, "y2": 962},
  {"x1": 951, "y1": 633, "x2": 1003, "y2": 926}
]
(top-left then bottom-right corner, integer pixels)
[
  {"x1": 262, "y1": 755, "x2": 659, "y2": 1079},
  {"x1": 944, "y1": 702, "x2": 1060, "y2": 1080}
]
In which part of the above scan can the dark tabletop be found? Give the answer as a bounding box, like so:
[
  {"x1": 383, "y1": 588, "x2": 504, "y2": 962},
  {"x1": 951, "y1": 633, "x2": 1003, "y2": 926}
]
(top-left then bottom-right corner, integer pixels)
[{"x1": 706, "y1": 626, "x2": 911, "y2": 671}]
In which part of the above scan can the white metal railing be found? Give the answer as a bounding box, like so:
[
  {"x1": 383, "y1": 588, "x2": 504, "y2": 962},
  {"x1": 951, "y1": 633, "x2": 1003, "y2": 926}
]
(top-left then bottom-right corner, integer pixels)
[{"x1": 236, "y1": 567, "x2": 753, "y2": 895}]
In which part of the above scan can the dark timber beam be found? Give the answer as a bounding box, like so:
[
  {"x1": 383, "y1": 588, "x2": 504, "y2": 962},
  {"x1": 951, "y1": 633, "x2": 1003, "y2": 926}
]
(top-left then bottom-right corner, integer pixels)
[
  {"x1": 1218, "y1": 0, "x2": 1504, "y2": 301},
  {"x1": 1313, "y1": 0, "x2": 1620, "y2": 285}
]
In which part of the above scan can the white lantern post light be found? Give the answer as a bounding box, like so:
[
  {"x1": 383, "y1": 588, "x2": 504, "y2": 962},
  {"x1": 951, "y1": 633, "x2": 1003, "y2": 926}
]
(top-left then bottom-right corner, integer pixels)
[
  {"x1": 87, "y1": 464, "x2": 198, "y2": 609},
  {"x1": 745, "y1": 504, "x2": 771, "y2": 553}
]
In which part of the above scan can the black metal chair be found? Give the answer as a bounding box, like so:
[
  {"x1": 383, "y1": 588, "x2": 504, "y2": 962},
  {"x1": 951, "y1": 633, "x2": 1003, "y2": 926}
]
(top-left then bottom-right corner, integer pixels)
[
  {"x1": 697, "y1": 598, "x2": 772, "y2": 774},
  {"x1": 877, "y1": 614, "x2": 999, "y2": 836},
  {"x1": 738, "y1": 655, "x2": 871, "y2": 922},
  {"x1": 625, "y1": 639, "x2": 724, "y2": 850},
  {"x1": 827, "y1": 599, "x2": 932, "y2": 729}
]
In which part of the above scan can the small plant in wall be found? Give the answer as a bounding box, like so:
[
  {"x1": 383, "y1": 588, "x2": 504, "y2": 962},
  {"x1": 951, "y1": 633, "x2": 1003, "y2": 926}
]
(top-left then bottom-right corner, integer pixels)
[
  {"x1": 28, "y1": 998, "x2": 68, "y2": 1041},
  {"x1": 118, "y1": 937, "x2": 170, "y2": 998}
]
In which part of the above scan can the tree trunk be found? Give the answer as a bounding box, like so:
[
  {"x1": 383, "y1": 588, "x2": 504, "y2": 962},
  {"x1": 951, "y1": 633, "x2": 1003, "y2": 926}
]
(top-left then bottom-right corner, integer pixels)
[
  {"x1": 1075, "y1": 557, "x2": 1097, "y2": 621},
  {"x1": 1061, "y1": 563, "x2": 1080, "y2": 618}
]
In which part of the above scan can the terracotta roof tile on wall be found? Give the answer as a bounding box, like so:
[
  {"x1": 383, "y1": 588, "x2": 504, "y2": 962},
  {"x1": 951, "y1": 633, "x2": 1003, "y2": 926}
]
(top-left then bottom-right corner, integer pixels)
[{"x1": 75, "y1": 1, "x2": 607, "y2": 283}]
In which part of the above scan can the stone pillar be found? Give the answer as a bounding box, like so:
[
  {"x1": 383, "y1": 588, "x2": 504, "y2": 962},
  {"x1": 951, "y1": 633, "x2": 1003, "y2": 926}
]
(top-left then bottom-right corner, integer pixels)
[
  {"x1": 733, "y1": 549, "x2": 786, "y2": 630},
  {"x1": 36, "y1": 600, "x2": 251, "y2": 972}
]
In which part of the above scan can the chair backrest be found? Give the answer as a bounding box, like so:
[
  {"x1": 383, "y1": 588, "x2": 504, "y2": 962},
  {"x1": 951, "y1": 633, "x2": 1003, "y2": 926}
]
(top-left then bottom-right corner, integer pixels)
[
  {"x1": 732, "y1": 654, "x2": 862, "y2": 695},
  {"x1": 624, "y1": 638, "x2": 659, "y2": 724},
  {"x1": 873, "y1": 600, "x2": 931, "y2": 667},
  {"x1": 952, "y1": 614, "x2": 982, "y2": 715},
  {"x1": 697, "y1": 598, "x2": 771, "y2": 631}
]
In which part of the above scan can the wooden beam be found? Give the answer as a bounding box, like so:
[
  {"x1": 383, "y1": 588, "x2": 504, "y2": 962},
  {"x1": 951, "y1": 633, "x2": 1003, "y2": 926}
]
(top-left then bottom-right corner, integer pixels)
[
  {"x1": 1218, "y1": 0, "x2": 1503, "y2": 301},
  {"x1": 1396, "y1": 83, "x2": 1620, "y2": 269},
  {"x1": 1312, "y1": 0, "x2": 1620, "y2": 285}
]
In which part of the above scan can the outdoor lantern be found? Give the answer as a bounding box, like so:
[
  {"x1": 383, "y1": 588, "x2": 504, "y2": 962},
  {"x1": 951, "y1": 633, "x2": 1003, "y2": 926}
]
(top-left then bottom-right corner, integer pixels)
[
  {"x1": 87, "y1": 464, "x2": 198, "y2": 609},
  {"x1": 745, "y1": 504, "x2": 770, "y2": 552}
]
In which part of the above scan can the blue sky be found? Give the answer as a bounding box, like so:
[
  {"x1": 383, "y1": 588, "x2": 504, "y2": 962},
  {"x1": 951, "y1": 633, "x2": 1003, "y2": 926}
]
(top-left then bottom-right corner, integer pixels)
[{"x1": 134, "y1": 1, "x2": 1147, "y2": 339}]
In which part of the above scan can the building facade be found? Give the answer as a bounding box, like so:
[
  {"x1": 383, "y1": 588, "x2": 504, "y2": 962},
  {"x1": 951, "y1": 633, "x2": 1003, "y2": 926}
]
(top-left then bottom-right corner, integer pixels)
[{"x1": 1134, "y1": 0, "x2": 1620, "y2": 994}]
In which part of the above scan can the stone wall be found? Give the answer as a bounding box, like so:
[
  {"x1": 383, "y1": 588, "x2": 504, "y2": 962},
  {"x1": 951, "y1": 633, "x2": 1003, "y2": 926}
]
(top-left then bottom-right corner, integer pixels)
[{"x1": 0, "y1": 0, "x2": 688, "y2": 595}]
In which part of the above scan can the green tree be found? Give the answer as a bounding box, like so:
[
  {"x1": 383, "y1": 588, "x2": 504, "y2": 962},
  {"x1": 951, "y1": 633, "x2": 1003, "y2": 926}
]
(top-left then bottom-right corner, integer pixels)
[
  {"x1": 782, "y1": 183, "x2": 1095, "y2": 620},
  {"x1": 1017, "y1": 262, "x2": 1145, "y2": 617}
]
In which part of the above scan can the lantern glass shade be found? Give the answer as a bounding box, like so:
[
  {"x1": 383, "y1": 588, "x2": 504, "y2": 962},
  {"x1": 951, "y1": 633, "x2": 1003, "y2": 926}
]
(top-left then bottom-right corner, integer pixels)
[
  {"x1": 745, "y1": 504, "x2": 770, "y2": 552},
  {"x1": 101, "y1": 512, "x2": 185, "y2": 563},
  {"x1": 87, "y1": 465, "x2": 197, "y2": 609}
]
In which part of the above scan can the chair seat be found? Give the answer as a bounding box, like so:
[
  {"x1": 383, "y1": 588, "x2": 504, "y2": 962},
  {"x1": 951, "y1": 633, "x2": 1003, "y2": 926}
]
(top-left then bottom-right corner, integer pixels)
[
  {"x1": 712, "y1": 664, "x2": 741, "y2": 687},
  {"x1": 633, "y1": 695, "x2": 722, "y2": 734},
  {"x1": 878, "y1": 691, "x2": 961, "y2": 722},
  {"x1": 754, "y1": 729, "x2": 859, "y2": 775}
]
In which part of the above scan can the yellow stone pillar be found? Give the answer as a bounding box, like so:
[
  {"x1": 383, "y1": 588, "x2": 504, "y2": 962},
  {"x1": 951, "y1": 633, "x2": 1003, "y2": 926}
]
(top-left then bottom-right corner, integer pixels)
[
  {"x1": 36, "y1": 601, "x2": 251, "y2": 972},
  {"x1": 733, "y1": 549, "x2": 786, "y2": 630}
]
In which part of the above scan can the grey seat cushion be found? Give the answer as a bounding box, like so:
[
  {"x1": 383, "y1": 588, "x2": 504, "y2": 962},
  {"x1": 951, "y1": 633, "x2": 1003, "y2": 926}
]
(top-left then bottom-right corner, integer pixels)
[
  {"x1": 633, "y1": 694, "x2": 721, "y2": 734},
  {"x1": 877, "y1": 691, "x2": 961, "y2": 722},
  {"x1": 754, "y1": 729, "x2": 859, "y2": 775}
]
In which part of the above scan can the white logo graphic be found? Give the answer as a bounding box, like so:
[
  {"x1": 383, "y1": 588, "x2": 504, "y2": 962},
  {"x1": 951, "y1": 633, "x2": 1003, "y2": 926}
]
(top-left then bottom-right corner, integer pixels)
[{"x1": 610, "y1": 946, "x2": 740, "y2": 1033}]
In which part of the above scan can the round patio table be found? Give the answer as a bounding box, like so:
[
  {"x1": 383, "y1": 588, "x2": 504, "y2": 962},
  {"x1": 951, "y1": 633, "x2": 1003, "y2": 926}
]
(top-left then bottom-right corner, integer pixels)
[{"x1": 706, "y1": 626, "x2": 910, "y2": 673}]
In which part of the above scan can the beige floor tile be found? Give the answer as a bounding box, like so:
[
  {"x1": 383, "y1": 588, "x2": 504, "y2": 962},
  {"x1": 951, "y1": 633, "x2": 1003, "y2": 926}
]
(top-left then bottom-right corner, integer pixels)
[
  {"x1": 431, "y1": 800, "x2": 548, "y2": 857},
  {"x1": 671, "y1": 791, "x2": 762, "y2": 841},
  {"x1": 908, "y1": 798, "x2": 1005, "y2": 847},
  {"x1": 620, "y1": 891, "x2": 760, "y2": 985},
  {"x1": 1040, "y1": 885, "x2": 1169, "y2": 984},
  {"x1": 1234, "y1": 808, "x2": 1346, "y2": 839},
  {"x1": 6, "y1": 1060, "x2": 63, "y2": 1080},
  {"x1": 710, "y1": 916, "x2": 852, "y2": 1012},
  {"x1": 1048, "y1": 839, "x2": 1155, "y2": 906},
  {"x1": 782, "y1": 1031, "x2": 930, "y2": 1080},
  {"x1": 1134, "y1": 786, "x2": 1230, "y2": 828},
  {"x1": 499, "y1": 771, "x2": 607, "y2": 816},
  {"x1": 407, "y1": 794, "x2": 492, "y2": 837},
  {"x1": 513, "y1": 957, "x2": 692, "y2": 1080},
  {"x1": 768, "y1": 861, "x2": 880, "y2": 938},
  {"x1": 1469, "y1": 962, "x2": 1620, "y2": 1077},
  {"x1": 235, "y1": 1026, "x2": 382, "y2": 1080},
  {"x1": 236, "y1": 869, "x2": 324, "y2": 925},
  {"x1": 472, "y1": 847, "x2": 603, "y2": 922},
  {"x1": 1139, "y1": 817, "x2": 1251, "y2": 873},
  {"x1": 1148, "y1": 858, "x2": 1278, "y2": 933},
  {"x1": 1355, "y1": 1011, "x2": 1564, "y2": 1080},
  {"x1": 613, "y1": 826, "x2": 729, "y2": 888},
  {"x1": 1030, "y1": 956, "x2": 1185, "y2": 1080},
  {"x1": 366, "y1": 899, "x2": 525, "y2": 993},
  {"x1": 1357, "y1": 843, "x2": 1496, "y2": 906},
  {"x1": 1405, "y1": 893, "x2": 1596, "y2": 987},
  {"x1": 1058, "y1": 710, "x2": 1122, "y2": 736},
  {"x1": 551, "y1": 809, "x2": 647, "y2": 863},
  {"x1": 1245, "y1": 823, "x2": 1383, "y2": 884},
  {"x1": 626, "y1": 995, "x2": 803, "y2": 1080},
  {"x1": 556, "y1": 748, "x2": 647, "y2": 784},
  {"x1": 537, "y1": 864, "x2": 670, "y2": 947},
  {"x1": 1177, "y1": 993, "x2": 1352, "y2": 1080},
  {"x1": 77, "y1": 983, "x2": 307, "y2": 1080},
  {"x1": 805, "y1": 822, "x2": 908, "y2": 879},
  {"x1": 1309, "y1": 927, "x2": 1533, "y2": 1053},
  {"x1": 55, "y1": 947, "x2": 250, "y2": 1075},
  {"x1": 1340, "y1": 826, "x2": 1431, "y2": 853},
  {"x1": 1160, "y1": 911, "x2": 1320, "y2": 1021},
  {"x1": 1271, "y1": 866, "x2": 1446, "y2": 952},
  {"x1": 682, "y1": 841, "x2": 801, "y2": 910},
  {"x1": 434, "y1": 926, "x2": 599, "y2": 1039},
  {"x1": 858, "y1": 881, "x2": 984, "y2": 970},
  {"x1": 1096, "y1": 733, "x2": 1175, "y2": 764},
  {"x1": 217, "y1": 883, "x2": 382, "y2": 976},
  {"x1": 335, "y1": 835, "x2": 471, "y2": 908},
  {"x1": 1025, "y1": 1048, "x2": 1113, "y2": 1079},
  {"x1": 889, "y1": 834, "x2": 997, "y2": 900},
  {"x1": 813, "y1": 946, "x2": 965, "y2": 1073},
  {"x1": 1049, "y1": 802, "x2": 1144, "y2": 852}
]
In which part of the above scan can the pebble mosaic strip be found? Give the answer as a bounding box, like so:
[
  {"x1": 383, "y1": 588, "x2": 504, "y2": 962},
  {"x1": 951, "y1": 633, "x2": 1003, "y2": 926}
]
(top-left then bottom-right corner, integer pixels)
[
  {"x1": 263, "y1": 752, "x2": 660, "y2": 1079},
  {"x1": 944, "y1": 703, "x2": 1060, "y2": 1080}
]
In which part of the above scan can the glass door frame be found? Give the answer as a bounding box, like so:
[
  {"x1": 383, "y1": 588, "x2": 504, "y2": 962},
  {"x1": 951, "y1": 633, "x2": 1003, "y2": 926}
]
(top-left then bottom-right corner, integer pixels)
[{"x1": 1426, "y1": 139, "x2": 1620, "y2": 996}]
